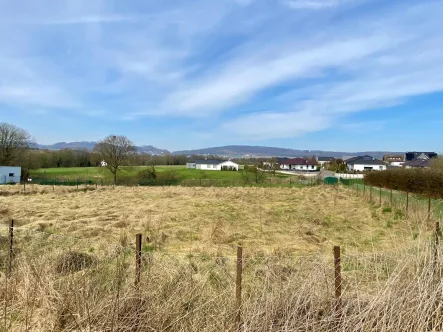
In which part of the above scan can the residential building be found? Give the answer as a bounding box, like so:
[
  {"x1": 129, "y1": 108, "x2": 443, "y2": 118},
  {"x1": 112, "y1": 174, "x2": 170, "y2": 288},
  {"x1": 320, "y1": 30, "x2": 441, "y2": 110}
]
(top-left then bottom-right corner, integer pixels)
[
  {"x1": 279, "y1": 158, "x2": 317, "y2": 172},
  {"x1": 383, "y1": 154, "x2": 405, "y2": 167},
  {"x1": 346, "y1": 156, "x2": 387, "y2": 172},
  {"x1": 0, "y1": 166, "x2": 21, "y2": 184},
  {"x1": 317, "y1": 156, "x2": 335, "y2": 167},
  {"x1": 186, "y1": 160, "x2": 239, "y2": 171},
  {"x1": 405, "y1": 152, "x2": 437, "y2": 161},
  {"x1": 404, "y1": 159, "x2": 432, "y2": 169}
]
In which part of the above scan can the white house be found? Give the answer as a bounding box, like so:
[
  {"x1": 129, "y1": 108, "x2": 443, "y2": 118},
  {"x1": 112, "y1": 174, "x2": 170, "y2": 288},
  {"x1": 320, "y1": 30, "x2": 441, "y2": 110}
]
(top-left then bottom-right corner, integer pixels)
[
  {"x1": 100, "y1": 160, "x2": 108, "y2": 167},
  {"x1": 279, "y1": 158, "x2": 317, "y2": 172},
  {"x1": 346, "y1": 156, "x2": 387, "y2": 171},
  {"x1": 317, "y1": 157, "x2": 335, "y2": 167},
  {"x1": 0, "y1": 166, "x2": 21, "y2": 184},
  {"x1": 186, "y1": 159, "x2": 239, "y2": 171}
]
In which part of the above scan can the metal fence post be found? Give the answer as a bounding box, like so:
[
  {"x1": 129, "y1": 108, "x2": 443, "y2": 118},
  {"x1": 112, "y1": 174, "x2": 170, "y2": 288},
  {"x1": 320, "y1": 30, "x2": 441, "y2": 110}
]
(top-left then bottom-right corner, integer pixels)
[
  {"x1": 235, "y1": 246, "x2": 243, "y2": 328},
  {"x1": 8, "y1": 219, "x2": 14, "y2": 277},
  {"x1": 135, "y1": 233, "x2": 142, "y2": 286}
]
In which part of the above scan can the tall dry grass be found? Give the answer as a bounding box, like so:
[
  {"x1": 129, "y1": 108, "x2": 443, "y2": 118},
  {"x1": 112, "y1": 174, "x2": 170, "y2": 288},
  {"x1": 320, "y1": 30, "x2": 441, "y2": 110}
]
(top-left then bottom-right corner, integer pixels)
[{"x1": 0, "y1": 185, "x2": 442, "y2": 331}]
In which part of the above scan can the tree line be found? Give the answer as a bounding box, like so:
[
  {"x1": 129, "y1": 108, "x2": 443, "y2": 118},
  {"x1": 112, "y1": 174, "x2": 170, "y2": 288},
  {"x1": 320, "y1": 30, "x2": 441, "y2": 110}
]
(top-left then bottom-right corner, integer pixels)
[{"x1": 1, "y1": 122, "x2": 264, "y2": 184}]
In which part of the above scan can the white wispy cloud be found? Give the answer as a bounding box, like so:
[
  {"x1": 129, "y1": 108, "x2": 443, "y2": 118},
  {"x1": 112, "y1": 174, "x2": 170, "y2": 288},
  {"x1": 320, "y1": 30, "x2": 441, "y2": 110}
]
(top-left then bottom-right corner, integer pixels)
[
  {"x1": 282, "y1": 0, "x2": 356, "y2": 10},
  {"x1": 36, "y1": 14, "x2": 137, "y2": 25}
]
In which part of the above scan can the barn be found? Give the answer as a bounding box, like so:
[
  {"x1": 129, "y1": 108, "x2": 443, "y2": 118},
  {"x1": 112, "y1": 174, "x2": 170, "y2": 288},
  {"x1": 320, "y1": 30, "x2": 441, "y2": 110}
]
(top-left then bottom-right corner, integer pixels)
[{"x1": 0, "y1": 166, "x2": 22, "y2": 184}]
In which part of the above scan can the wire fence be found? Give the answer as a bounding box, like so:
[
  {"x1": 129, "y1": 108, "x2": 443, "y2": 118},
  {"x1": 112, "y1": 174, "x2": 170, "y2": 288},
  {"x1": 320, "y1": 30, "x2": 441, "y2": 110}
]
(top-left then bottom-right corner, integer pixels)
[
  {"x1": 345, "y1": 183, "x2": 443, "y2": 221},
  {"x1": 2, "y1": 221, "x2": 443, "y2": 331}
]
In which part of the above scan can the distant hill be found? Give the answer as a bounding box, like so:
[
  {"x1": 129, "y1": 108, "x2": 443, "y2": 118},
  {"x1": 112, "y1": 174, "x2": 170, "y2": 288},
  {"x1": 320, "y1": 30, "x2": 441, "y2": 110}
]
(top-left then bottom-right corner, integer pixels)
[
  {"x1": 35, "y1": 142, "x2": 170, "y2": 155},
  {"x1": 34, "y1": 142, "x2": 401, "y2": 159},
  {"x1": 172, "y1": 145, "x2": 401, "y2": 159}
]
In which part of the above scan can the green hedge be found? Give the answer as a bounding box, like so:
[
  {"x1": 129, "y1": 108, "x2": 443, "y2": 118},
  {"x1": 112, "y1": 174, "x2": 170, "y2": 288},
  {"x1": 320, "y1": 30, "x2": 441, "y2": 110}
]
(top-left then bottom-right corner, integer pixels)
[{"x1": 364, "y1": 168, "x2": 443, "y2": 199}]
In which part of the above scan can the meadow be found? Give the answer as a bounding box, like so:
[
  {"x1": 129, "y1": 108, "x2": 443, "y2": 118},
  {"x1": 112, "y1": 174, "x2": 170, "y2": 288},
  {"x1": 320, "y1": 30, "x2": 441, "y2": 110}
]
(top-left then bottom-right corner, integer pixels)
[{"x1": 0, "y1": 185, "x2": 442, "y2": 331}]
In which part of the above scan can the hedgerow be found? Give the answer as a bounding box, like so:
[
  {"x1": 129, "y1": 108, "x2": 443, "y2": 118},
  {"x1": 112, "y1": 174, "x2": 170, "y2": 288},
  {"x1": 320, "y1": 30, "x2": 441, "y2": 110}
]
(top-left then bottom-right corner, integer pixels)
[{"x1": 364, "y1": 168, "x2": 443, "y2": 199}]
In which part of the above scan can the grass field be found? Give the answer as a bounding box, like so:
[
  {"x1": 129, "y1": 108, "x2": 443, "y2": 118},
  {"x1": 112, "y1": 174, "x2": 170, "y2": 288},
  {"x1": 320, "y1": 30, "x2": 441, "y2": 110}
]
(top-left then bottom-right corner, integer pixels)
[
  {"x1": 31, "y1": 165, "x2": 290, "y2": 182},
  {"x1": 0, "y1": 185, "x2": 441, "y2": 331}
]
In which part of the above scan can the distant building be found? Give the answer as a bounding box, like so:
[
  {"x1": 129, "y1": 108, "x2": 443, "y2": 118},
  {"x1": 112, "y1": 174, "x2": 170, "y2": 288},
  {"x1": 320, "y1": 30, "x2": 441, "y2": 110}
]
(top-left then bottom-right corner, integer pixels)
[
  {"x1": 405, "y1": 152, "x2": 437, "y2": 161},
  {"x1": 383, "y1": 154, "x2": 405, "y2": 167},
  {"x1": 404, "y1": 159, "x2": 432, "y2": 169},
  {"x1": 186, "y1": 160, "x2": 239, "y2": 171},
  {"x1": 317, "y1": 156, "x2": 335, "y2": 167},
  {"x1": 345, "y1": 156, "x2": 386, "y2": 172},
  {"x1": 0, "y1": 166, "x2": 21, "y2": 184},
  {"x1": 100, "y1": 160, "x2": 108, "y2": 167},
  {"x1": 279, "y1": 158, "x2": 317, "y2": 172}
]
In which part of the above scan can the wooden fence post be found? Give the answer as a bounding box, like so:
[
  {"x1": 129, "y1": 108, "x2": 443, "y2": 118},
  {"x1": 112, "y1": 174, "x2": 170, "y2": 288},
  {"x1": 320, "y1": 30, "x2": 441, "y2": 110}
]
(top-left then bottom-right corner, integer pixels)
[
  {"x1": 369, "y1": 186, "x2": 372, "y2": 202},
  {"x1": 363, "y1": 183, "x2": 366, "y2": 198},
  {"x1": 390, "y1": 189, "x2": 393, "y2": 207},
  {"x1": 289, "y1": 177, "x2": 292, "y2": 188},
  {"x1": 235, "y1": 246, "x2": 243, "y2": 328},
  {"x1": 428, "y1": 197, "x2": 432, "y2": 222},
  {"x1": 406, "y1": 191, "x2": 409, "y2": 218},
  {"x1": 334, "y1": 246, "x2": 342, "y2": 316},
  {"x1": 76, "y1": 178, "x2": 79, "y2": 191},
  {"x1": 24, "y1": 181, "x2": 26, "y2": 194},
  {"x1": 8, "y1": 219, "x2": 14, "y2": 277},
  {"x1": 135, "y1": 233, "x2": 142, "y2": 286},
  {"x1": 379, "y1": 187, "x2": 382, "y2": 206},
  {"x1": 434, "y1": 220, "x2": 440, "y2": 274}
]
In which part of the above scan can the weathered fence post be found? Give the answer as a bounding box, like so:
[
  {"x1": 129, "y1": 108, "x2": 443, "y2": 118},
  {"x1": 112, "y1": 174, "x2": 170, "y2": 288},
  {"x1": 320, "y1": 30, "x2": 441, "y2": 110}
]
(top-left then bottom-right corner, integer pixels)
[
  {"x1": 406, "y1": 191, "x2": 409, "y2": 218},
  {"x1": 23, "y1": 181, "x2": 26, "y2": 194},
  {"x1": 369, "y1": 186, "x2": 372, "y2": 202},
  {"x1": 334, "y1": 246, "x2": 342, "y2": 317},
  {"x1": 76, "y1": 178, "x2": 79, "y2": 191},
  {"x1": 135, "y1": 233, "x2": 142, "y2": 286},
  {"x1": 8, "y1": 219, "x2": 14, "y2": 277},
  {"x1": 390, "y1": 189, "x2": 393, "y2": 207},
  {"x1": 235, "y1": 246, "x2": 243, "y2": 328},
  {"x1": 289, "y1": 177, "x2": 292, "y2": 188},
  {"x1": 363, "y1": 183, "x2": 366, "y2": 198},
  {"x1": 434, "y1": 220, "x2": 440, "y2": 274},
  {"x1": 428, "y1": 197, "x2": 432, "y2": 222},
  {"x1": 379, "y1": 187, "x2": 382, "y2": 206}
]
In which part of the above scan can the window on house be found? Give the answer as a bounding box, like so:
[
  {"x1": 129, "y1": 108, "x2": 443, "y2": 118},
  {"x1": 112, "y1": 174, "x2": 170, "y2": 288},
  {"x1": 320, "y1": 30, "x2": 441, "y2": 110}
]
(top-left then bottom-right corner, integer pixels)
[{"x1": 9, "y1": 173, "x2": 14, "y2": 177}]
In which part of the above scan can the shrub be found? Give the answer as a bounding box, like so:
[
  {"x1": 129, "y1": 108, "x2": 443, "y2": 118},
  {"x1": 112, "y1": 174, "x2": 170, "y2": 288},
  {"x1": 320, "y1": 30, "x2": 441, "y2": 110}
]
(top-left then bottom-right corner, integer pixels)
[{"x1": 364, "y1": 168, "x2": 443, "y2": 199}]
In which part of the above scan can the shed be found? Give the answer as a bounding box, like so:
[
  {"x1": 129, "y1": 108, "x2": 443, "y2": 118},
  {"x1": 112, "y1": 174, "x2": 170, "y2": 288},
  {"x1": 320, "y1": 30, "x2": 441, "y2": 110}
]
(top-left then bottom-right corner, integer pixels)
[{"x1": 0, "y1": 166, "x2": 21, "y2": 184}]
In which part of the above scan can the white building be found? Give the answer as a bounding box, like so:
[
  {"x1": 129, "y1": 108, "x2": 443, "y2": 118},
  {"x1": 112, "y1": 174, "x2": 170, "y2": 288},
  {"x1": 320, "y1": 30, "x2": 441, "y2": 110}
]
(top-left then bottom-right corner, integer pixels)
[
  {"x1": 279, "y1": 158, "x2": 317, "y2": 172},
  {"x1": 0, "y1": 166, "x2": 21, "y2": 184},
  {"x1": 186, "y1": 160, "x2": 239, "y2": 171},
  {"x1": 100, "y1": 160, "x2": 108, "y2": 167},
  {"x1": 346, "y1": 156, "x2": 387, "y2": 172}
]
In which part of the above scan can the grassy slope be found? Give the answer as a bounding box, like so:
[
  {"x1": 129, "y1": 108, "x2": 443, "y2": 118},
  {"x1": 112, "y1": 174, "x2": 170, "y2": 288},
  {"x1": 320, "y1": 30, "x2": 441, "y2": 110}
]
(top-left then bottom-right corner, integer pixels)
[{"x1": 31, "y1": 166, "x2": 289, "y2": 181}]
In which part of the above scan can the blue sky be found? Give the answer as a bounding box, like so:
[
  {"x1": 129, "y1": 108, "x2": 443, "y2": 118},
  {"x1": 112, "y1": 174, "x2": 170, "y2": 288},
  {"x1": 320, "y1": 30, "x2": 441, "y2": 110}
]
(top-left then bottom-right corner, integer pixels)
[{"x1": 0, "y1": 0, "x2": 442, "y2": 152}]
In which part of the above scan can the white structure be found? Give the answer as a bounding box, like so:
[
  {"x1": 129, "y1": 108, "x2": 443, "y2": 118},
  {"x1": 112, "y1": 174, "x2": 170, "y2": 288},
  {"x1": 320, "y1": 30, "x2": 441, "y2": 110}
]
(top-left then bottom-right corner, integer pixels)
[
  {"x1": 186, "y1": 160, "x2": 239, "y2": 171},
  {"x1": 100, "y1": 160, "x2": 108, "y2": 167},
  {"x1": 0, "y1": 166, "x2": 21, "y2": 184},
  {"x1": 346, "y1": 156, "x2": 387, "y2": 172},
  {"x1": 317, "y1": 157, "x2": 335, "y2": 167},
  {"x1": 279, "y1": 158, "x2": 317, "y2": 172},
  {"x1": 335, "y1": 173, "x2": 365, "y2": 179}
]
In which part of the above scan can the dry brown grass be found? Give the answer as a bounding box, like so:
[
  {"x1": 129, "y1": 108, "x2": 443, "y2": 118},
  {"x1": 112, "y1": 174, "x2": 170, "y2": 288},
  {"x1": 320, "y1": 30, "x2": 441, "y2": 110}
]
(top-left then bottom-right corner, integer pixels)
[{"x1": 0, "y1": 185, "x2": 441, "y2": 331}]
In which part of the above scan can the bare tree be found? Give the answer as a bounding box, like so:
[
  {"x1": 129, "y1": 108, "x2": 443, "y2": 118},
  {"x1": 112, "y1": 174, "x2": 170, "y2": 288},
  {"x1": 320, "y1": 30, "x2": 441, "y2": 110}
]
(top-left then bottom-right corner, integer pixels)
[
  {"x1": 94, "y1": 135, "x2": 136, "y2": 185},
  {"x1": 0, "y1": 123, "x2": 32, "y2": 165}
]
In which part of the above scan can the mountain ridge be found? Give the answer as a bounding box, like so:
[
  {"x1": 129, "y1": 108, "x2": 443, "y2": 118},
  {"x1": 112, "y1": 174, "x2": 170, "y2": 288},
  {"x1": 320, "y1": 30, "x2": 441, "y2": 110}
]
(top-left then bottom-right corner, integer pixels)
[{"x1": 34, "y1": 142, "x2": 401, "y2": 159}]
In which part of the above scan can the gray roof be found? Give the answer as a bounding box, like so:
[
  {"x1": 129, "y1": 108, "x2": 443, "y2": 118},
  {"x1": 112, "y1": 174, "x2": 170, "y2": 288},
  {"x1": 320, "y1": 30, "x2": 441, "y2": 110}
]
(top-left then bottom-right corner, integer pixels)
[
  {"x1": 404, "y1": 159, "x2": 431, "y2": 168},
  {"x1": 346, "y1": 155, "x2": 386, "y2": 165},
  {"x1": 318, "y1": 157, "x2": 335, "y2": 162},
  {"x1": 194, "y1": 159, "x2": 224, "y2": 165}
]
